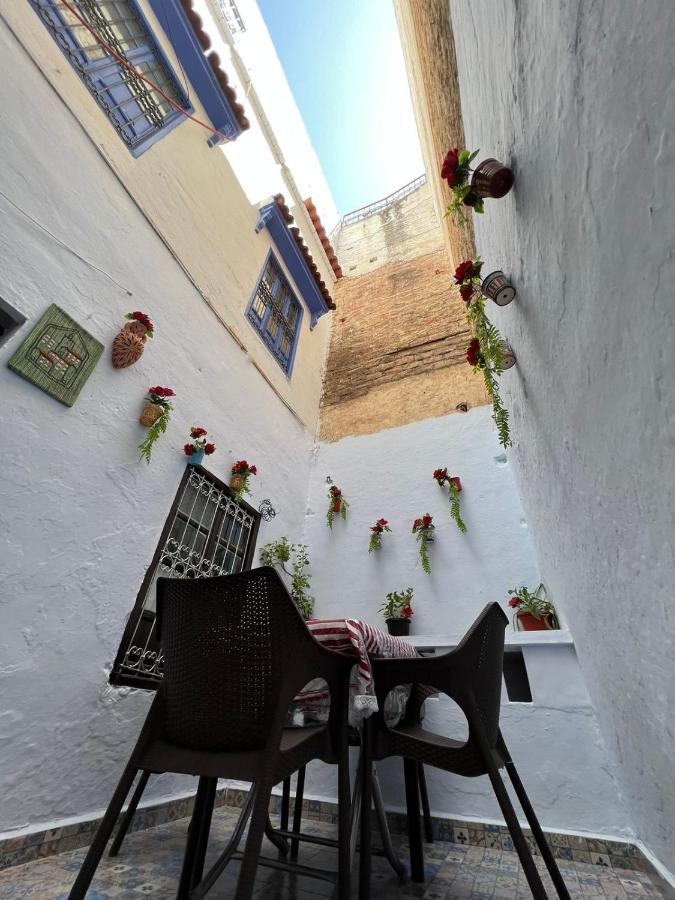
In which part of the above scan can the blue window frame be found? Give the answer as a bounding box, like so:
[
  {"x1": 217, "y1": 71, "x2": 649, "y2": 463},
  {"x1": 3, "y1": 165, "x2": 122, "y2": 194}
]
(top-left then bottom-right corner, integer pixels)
[
  {"x1": 247, "y1": 254, "x2": 303, "y2": 375},
  {"x1": 30, "y1": 0, "x2": 190, "y2": 156}
]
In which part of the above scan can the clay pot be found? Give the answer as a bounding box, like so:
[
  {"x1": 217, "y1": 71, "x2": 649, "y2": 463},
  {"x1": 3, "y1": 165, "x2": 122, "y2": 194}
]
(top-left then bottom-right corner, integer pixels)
[
  {"x1": 139, "y1": 403, "x2": 164, "y2": 427},
  {"x1": 471, "y1": 158, "x2": 514, "y2": 199},
  {"x1": 230, "y1": 473, "x2": 245, "y2": 495},
  {"x1": 516, "y1": 612, "x2": 553, "y2": 631},
  {"x1": 332, "y1": 499, "x2": 342, "y2": 513},
  {"x1": 421, "y1": 526, "x2": 435, "y2": 543},
  {"x1": 112, "y1": 323, "x2": 146, "y2": 369},
  {"x1": 500, "y1": 342, "x2": 517, "y2": 370},
  {"x1": 482, "y1": 270, "x2": 516, "y2": 306},
  {"x1": 386, "y1": 618, "x2": 411, "y2": 637}
]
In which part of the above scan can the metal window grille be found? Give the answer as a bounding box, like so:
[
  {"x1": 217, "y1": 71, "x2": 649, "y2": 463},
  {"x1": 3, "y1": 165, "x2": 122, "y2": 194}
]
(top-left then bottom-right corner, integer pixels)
[
  {"x1": 215, "y1": 0, "x2": 245, "y2": 34},
  {"x1": 247, "y1": 256, "x2": 302, "y2": 374},
  {"x1": 110, "y1": 466, "x2": 260, "y2": 689},
  {"x1": 29, "y1": 0, "x2": 187, "y2": 154}
]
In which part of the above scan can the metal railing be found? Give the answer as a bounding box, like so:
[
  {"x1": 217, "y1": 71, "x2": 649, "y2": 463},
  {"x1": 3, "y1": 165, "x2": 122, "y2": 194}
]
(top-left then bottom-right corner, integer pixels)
[{"x1": 336, "y1": 174, "x2": 427, "y2": 230}]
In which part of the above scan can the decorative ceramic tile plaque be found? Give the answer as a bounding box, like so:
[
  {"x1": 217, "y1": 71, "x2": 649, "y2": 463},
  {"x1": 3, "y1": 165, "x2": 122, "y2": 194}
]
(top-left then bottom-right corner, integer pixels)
[{"x1": 7, "y1": 304, "x2": 103, "y2": 406}]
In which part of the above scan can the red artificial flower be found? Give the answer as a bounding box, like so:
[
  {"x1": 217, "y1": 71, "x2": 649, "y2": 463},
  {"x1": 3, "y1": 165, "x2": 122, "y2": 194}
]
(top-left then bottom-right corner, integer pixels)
[
  {"x1": 440, "y1": 148, "x2": 459, "y2": 184},
  {"x1": 330, "y1": 486, "x2": 342, "y2": 497},
  {"x1": 204, "y1": 443, "x2": 216, "y2": 455},
  {"x1": 402, "y1": 605, "x2": 414, "y2": 618},
  {"x1": 148, "y1": 386, "x2": 174, "y2": 398},
  {"x1": 371, "y1": 524, "x2": 382, "y2": 533},
  {"x1": 184, "y1": 443, "x2": 195, "y2": 456},
  {"x1": 454, "y1": 259, "x2": 474, "y2": 285},
  {"x1": 191, "y1": 427, "x2": 207, "y2": 438},
  {"x1": 449, "y1": 476, "x2": 462, "y2": 492},
  {"x1": 412, "y1": 517, "x2": 422, "y2": 530},
  {"x1": 465, "y1": 338, "x2": 481, "y2": 367},
  {"x1": 433, "y1": 467, "x2": 448, "y2": 484},
  {"x1": 460, "y1": 284, "x2": 474, "y2": 303},
  {"x1": 508, "y1": 597, "x2": 522, "y2": 608},
  {"x1": 250, "y1": 466, "x2": 257, "y2": 475},
  {"x1": 422, "y1": 513, "x2": 433, "y2": 527},
  {"x1": 377, "y1": 518, "x2": 388, "y2": 526}
]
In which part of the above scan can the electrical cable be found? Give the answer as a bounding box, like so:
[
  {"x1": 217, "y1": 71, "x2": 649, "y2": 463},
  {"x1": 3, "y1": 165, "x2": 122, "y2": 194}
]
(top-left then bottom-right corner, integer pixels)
[{"x1": 59, "y1": 0, "x2": 229, "y2": 143}]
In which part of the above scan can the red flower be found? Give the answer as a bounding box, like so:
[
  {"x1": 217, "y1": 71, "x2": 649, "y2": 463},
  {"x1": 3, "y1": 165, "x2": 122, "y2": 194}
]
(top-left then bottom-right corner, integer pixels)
[
  {"x1": 191, "y1": 427, "x2": 207, "y2": 438},
  {"x1": 422, "y1": 513, "x2": 433, "y2": 527},
  {"x1": 148, "y1": 386, "x2": 174, "y2": 398},
  {"x1": 460, "y1": 284, "x2": 474, "y2": 303},
  {"x1": 371, "y1": 524, "x2": 382, "y2": 533},
  {"x1": 330, "y1": 486, "x2": 342, "y2": 497},
  {"x1": 412, "y1": 517, "x2": 422, "y2": 530},
  {"x1": 433, "y1": 467, "x2": 448, "y2": 484},
  {"x1": 449, "y1": 476, "x2": 462, "y2": 492},
  {"x1": 184, "y1": 443, "x2": 195, "y2": 456},
  {"x1": 454, "y1": 259, "x2": 474, "y2": 285},
  {"x1": 377, "y1": 518, "x2": 388, "y2": 526},
  {"x1": 440, "y1": 148, "x2": 459, "y2": 183},
  {"x1": 508, "y1": 597, "x2": 522, "y2": 608},
  {"x1": 250, "y1": 465, "x2": 257, "y2": 475},
  {"x1": 401, "y1": 605, "x2": 414, "y2": 618},
  {"x1": 465, "y1": 338, "x2": 481, "y2": 367},
  {"x1": 204, "y1": 443, "x2": 216, "y2": 455}
]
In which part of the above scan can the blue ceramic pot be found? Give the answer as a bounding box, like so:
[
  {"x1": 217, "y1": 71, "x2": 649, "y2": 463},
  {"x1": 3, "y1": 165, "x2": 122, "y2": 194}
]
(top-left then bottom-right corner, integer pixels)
[{"x1": 187, "y1": 448, "x2": 204, "y2": 466}]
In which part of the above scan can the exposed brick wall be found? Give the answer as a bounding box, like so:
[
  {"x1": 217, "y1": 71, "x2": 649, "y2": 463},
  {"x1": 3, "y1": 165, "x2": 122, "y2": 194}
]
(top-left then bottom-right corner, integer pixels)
[{"x1": 320, "y1": 182, "x2": 487, "y2": 440}]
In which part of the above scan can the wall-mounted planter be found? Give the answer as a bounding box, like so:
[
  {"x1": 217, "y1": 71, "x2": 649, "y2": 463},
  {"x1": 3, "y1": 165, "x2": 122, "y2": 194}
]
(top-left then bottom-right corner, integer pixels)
[
  {"x1": 112, "y1": 320, "x2": 149, "y2": 369},
  {"x1": 500, "y1": 342, "x2": 517, "y2": 370},
  {"x1": 386, "y1": 618, "x2": 411, "y2": 637},
  {"x1": 482, "y1": 270, "x2": 516, "y2": 306},
  {"x1": 471, "y1": 158, "x2": 514, "y2": 200},
  {"x1": 230, "y1": 473, "x2": 245, "y2": 494},
  {"x1": 187, "y1": 449, "x2": 204, "y2": 466},
  {"x1": 139, "y1": 403, "x2": 164, "y2": 427}
]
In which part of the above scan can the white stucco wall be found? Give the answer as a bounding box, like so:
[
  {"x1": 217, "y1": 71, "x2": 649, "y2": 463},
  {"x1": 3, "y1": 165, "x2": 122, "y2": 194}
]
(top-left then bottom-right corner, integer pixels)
[
  {"x1": 297, "y1": 409, "x2": 630, "y2": 836},
  {"x1": 0, "y1": 14, "x2": 317, "y2": 833},
  {"x1": 450, "y1": 0, "x2": 675, "y2": 875}
]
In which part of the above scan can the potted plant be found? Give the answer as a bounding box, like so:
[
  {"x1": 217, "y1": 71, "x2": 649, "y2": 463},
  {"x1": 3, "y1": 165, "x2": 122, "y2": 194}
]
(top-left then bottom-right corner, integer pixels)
[
  {"x1": 368, "y1": 518, "x2": 391, "y2": 552},
  {"x1": 508, "y1": 583, "x2": 560, "y2": 631},
  {"x1": 481, "y1": 270, "x2": 517, "y2": 307},
  {"x1": 112, "y1": 311, "x2": 154, "y2": 369},
  {"x1": 230, "y1": 460, "x2": 257, "y2": 499},
  {"x1": 138, "y1": 386, "x2": 174, "y2": 463},
  {"x1": 441, "y1": 148, "x2": 514, "y2": 222},
  {"x1": 412, "y1": 514, "x2": 434, "y2": 575},
  {"x1": 454, "y1": 257, "x2": 484, "y2": 304},
  {"x1": 183, "y1": 427, "x2": 215, "y2": 466},
  {"x1": 433, "y1": 468, "x2": 467, "y2": 533},
  {"x1": 259, "y1": 537, "x2": 315, "y2": 620},
  {"x1": 379, "y1": 588, "x2": 414, "y2": 636},
  {"x1": 326, "y1": 485, "x2": 348, "y2": 528}
]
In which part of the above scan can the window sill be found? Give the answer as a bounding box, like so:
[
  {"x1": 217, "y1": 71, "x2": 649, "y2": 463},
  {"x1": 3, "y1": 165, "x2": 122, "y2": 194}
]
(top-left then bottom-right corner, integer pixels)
[{"x1": 406, "y1": 629, "x2": 574, "y2": 651}]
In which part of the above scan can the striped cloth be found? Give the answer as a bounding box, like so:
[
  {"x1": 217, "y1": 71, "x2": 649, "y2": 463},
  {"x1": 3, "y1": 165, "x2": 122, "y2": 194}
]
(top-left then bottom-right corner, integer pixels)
[{"x1": 289, "y1": 618, "x2": 417, "y2": 728}]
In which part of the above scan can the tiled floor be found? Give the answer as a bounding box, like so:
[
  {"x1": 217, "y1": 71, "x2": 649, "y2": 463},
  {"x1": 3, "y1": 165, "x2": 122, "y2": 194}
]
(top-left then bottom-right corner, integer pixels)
[{"x1": 0, "y1": 805, "x2": 668, "y2": 899}]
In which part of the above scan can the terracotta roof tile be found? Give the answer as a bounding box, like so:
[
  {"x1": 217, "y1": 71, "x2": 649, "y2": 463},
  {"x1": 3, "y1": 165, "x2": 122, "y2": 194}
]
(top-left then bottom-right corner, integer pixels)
[
  {"x1": 273, "y1": 195, "x2": 336, "y2": 309},
  {"x1": 180, "y1": 0, "x2": 250, "y2": 132},
  {"x1": 304, "y1": 198, "x2": 342, "y2": 279}
]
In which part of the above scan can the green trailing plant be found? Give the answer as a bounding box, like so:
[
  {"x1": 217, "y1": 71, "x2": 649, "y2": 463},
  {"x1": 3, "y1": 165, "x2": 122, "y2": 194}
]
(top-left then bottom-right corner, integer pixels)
[
  {"x1": 326, "y1": 485, "x2": 348, "y2": 528},
  {"x1": 379, "y1": 587, "x2": 414, "y2": 621},
  {"x1": 138, "y1": 386, "x2": 174, "y2": 464},
  {"x1": 465, "y1": 291, "x2": 512, "y2": 448},
  {"x1": 507, "y1": 583, "x2": 560, "y2": 630},
  {"x1": 433, "y1": 468, "x2": 467, "y2": 533},
  {"x1": 259, "y1": 537, "x2": 315, "y2": 620},
  {"x1": 368, "y1": 518, "x2": 391, "y2": 552},
  {"x1": 412, "y1": 514, "x2": 434, "y2": 575}
]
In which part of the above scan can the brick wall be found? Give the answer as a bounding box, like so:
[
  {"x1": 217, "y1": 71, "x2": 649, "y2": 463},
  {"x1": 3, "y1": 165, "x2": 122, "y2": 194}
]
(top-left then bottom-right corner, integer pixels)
[{"x1": 320, "y1": 182, "x2": 487, "y2": 440}]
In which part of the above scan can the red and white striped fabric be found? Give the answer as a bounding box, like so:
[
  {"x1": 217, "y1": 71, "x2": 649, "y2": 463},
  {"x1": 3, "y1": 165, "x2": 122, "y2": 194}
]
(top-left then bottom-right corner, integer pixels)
[{"x1": 288, "y1": 618, "x2": 417, "y2": 728}]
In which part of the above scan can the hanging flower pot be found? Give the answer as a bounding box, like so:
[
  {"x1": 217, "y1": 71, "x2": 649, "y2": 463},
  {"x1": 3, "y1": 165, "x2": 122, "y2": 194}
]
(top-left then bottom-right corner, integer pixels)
[
  {"x1": 230, "y1": 473, "x2": 245, "y2": 494},
  {"x1": 137, "y1": 386, "x2": 174, "y2": 464},
  {"x1": 139, "y1": 402, "x2": 164, "y2": 427},
  {"x1": 187, "y1": 448, "x2": 204, "y2": 466},
  {"x1": 184, "y1": 428, "x2": 215, "y2": 466},
  {"x1": 230, "y1": 460, "x2": 257, "y2": 499},
  {"x1": 412, "y1": 515, "x2": 434, "y2": 575},
  {"x1": 500, "y1": 342, "x2": 517, "y2": 370},
  {"x1": 470, "y1": 158, "x2": 514, "y2": 200},
  {"x1": 482, "y1": 271, "x2": 516, "y2": 307},
  {"x1": 368, "y1": 519, "x2": 391, "y2": 552},
  {"x1": 326, "y1": 485, "x2": 349, "y2": 528},
  {"x1": 112, "y1": 312, "x2": 154, "y2": 369}
]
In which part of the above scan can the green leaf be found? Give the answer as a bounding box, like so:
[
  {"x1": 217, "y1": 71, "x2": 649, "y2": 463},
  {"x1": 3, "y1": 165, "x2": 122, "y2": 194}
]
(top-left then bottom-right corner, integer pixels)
[{"x1": 468, "y1": 149, "x2": 480, "y2": 163}]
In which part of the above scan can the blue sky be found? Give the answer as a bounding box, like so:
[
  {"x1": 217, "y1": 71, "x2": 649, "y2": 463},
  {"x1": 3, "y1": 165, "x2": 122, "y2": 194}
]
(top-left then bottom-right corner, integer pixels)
[{"x1": 258, "y1": 0, "x2": 424, "y2": 215}]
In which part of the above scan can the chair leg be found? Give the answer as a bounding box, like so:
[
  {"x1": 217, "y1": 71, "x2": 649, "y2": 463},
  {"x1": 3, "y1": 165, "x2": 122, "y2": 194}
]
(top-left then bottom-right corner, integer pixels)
[
  {"x1": 358, "y1": 717, "x2": 373, "y2": 899},
  {"x1": 280, "y1": 776, "x2": 291, "y2": 832},
  {"x1": 372, "y1": 766, "x2": 405, "y2": 881},
  {"x1": 177, "y1": 776, "x2": 215, "y2": 899},
  {"x1": 109, "y1": 769, "x2": 151, "y2": 857},
  {"x1": 265, "y1": 814, "x2": 289, "y2": 856},
  {"x1": 336, "y1": 738, "x2": 352, "y2": 899},
  {"x1": 290, "y1": 765, "x2": 306, "y2": 862},
  {"x1": 191, "y1": 777, "x2": 218, "y2": 889},
  {"x1": 503, "y1": 755, "x2": 571, "y2": 900},
  {"x1": 233, "y1": 777, "x2": 276, "y2": 900},
  {"x1": 191, "y1": 787, "x2": 255, "y2": 900},
  {"x1": 68, "y1": 764, "x2": 138, "y2": 899},
  {"x1": 417, "y1": 763, "x2": 434, "y2": 843},
  {"x1": 478, "y1": 743, "x2": 548, "y2": 899},
  {"x1": 403, "y1": 758, "x2": 424, "y2": 883}
]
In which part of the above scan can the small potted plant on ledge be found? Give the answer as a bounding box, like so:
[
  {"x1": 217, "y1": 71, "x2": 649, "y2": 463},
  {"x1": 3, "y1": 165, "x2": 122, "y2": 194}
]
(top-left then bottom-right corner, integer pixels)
[
  {"x1": 230, "y1": 459, "x2": 257, "y2": 499},
  {"x1": 508, "y1": 583, "x2": 560, "y2": 631},
  {"x1": 412, "y1": 514, "x2": 434, "y2": 575},
  {"x1": 326, "y1": 485, "x2": 348, "y2": 528},
  {"x1": 138, "y1": 386, "x2": 174, "y2": 464},
  {"x1": 368, "y1": 518, "x2": 391, "y2": 552},
  {"x1": 183, "y1": 427, "x2": 215, "y2": 466},
  {"x1": 433, "y1": 468, "x2": 467, "y2": 533},
  {"x1": 380, "y1": 588, "x2": 414, "y2": 636}
]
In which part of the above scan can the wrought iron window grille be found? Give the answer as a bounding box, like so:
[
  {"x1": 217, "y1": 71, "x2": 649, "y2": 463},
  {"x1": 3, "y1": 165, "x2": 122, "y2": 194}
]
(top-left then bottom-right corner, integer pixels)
[
  {"x1": 246, "y1": 254, "x2": 302, "y2": 375},
  {"x1": 30, "y1": 0, "x2": 189, "y2": 155},
  {"x1": 110, "y1": 466, "x2": 260, "y2": 689}
]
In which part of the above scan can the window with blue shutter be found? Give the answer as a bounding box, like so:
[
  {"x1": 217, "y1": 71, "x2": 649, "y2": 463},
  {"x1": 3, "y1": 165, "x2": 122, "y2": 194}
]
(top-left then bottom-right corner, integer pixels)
[
  {"x1": 247, "y1": 254, "x2": 303, "y2": 376},
  {"x1": 30, "y1": 0, "x2": 190, "y2": 156}
]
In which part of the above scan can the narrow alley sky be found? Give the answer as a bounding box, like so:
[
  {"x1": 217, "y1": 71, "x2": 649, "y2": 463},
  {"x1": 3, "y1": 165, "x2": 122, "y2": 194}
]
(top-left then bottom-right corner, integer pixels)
[{"x1": 258, "y1": 0, "x2": 424, "y2": 215}]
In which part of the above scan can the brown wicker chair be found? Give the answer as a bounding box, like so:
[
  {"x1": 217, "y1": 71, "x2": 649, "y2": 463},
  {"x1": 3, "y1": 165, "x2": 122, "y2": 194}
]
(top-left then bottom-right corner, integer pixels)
[
  {"x1": 367, "y1": 602, "x2": 571, "y2": 900},
  {"x1": 66, "y1": 567, "x2": 354, "y2": 900}
]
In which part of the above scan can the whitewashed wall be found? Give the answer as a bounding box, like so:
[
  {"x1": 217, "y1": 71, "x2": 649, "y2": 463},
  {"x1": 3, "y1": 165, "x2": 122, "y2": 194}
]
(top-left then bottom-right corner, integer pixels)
[
  {"x1": 0, "y1": 15, "x2": 317, "y2": 834},
  {"x1": 298, "y1": 408, "x2": 630, "y2": 836},
  {"x1": 450, "y1": 0, "x2": 675, "y2": 876}
]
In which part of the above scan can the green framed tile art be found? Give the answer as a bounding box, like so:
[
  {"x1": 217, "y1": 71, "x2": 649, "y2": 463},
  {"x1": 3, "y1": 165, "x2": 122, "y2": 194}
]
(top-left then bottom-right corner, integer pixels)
[{"x1": 7, "y1": 304, "x2": 103, "y2": 406}]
